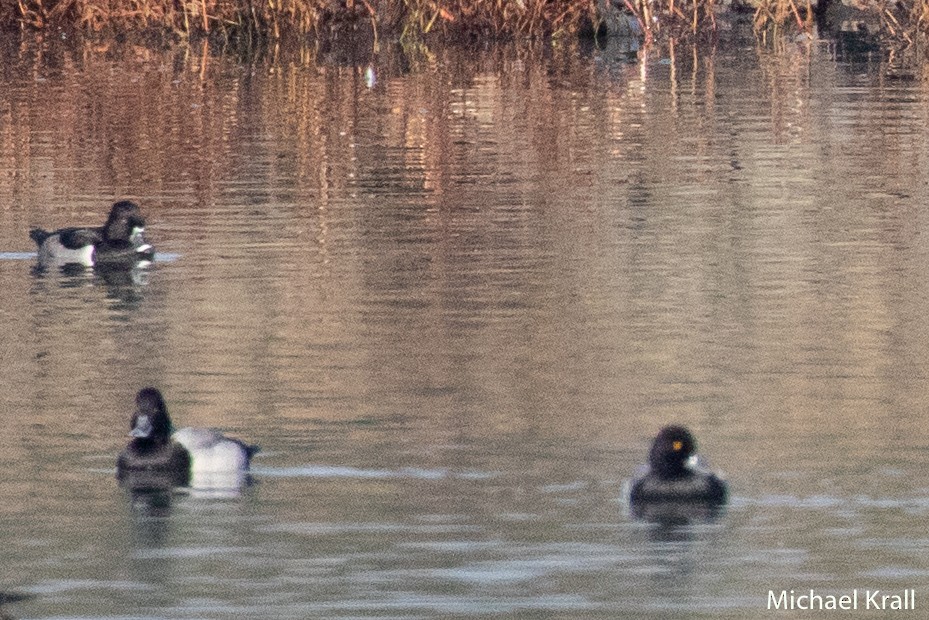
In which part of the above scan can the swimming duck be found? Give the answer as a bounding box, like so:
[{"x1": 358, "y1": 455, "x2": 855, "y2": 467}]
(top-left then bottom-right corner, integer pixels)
[
  {"x1": 30, "y1": 200, "x2": 154, "y2": 268},
  {"x1": 117, "y1": 387, "x2": 258, "y2": 488},
  {"x1": 116, "y1": 387, "x2": 191, "y2": 487},
  {"x1": 629, "y1": 425, "x2": 727, "y2": 505}
]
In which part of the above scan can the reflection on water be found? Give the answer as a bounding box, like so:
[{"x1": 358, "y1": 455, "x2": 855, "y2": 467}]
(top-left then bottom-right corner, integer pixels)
[
  {"x1": 1, "y1": 29, "x2": 929, "y2": 618},
  {"x1": 629, "y1": 500, "x2": 727, "y2": 528}
]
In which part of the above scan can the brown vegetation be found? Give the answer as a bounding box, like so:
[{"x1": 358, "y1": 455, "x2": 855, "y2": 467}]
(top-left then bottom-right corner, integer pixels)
[
  {"x1": 5, "y1": 0, "x2": 600, "y2": 40},
  {"x1": 2, "y1": 0, "x2": 928, "y2": 47},
  {"x1": 752, "y1": 0, "x2": 813, "y2": 35}
]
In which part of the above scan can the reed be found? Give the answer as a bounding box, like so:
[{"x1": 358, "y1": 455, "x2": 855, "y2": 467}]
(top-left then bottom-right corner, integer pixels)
[
  {"x1": 630, "y1": 0, "x2": 720, "y2": 41},
  {"x1": 6, "y1": 0, "x2": 929, "y2": 46},
  {"x1": 7, "y1": 0, "x2": 601, "y2": 39},
  {"x1": 752, "y1": 0, "x2": 813, "y2": 38},
  {"x1": 11, "y1": 0, "x2": 324, "y2": 36},
  {"x1": 750, "y1": 0, "x2": 929, "y2": 47},
  {"x1": 876, "y1": 0, "x2": 929, "y2": 45}
]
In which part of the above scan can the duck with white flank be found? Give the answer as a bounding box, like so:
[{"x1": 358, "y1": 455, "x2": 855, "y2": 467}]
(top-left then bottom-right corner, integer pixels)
[
  {"x1": 117, "y1": 387, "x2": 258, "y2": 490},
  {"x1": 30, "y1": 200, "x2": 154, "y2": 269}
]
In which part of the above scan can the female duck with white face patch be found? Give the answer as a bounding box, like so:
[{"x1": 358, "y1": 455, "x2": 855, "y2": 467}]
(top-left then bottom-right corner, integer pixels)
[{"x1": 117, "y1": 387, "x2": 258, "y2": 490}]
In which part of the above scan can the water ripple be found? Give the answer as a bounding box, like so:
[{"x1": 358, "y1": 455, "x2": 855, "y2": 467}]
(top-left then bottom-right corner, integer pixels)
[{"x1": 253, "y1": 464, "x2": 495, "y2": 480}]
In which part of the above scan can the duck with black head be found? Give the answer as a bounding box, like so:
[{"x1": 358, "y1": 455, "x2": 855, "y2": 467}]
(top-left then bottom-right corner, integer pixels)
[
  {"x1": 117, "y1": 387, "x2": 191, "y2": 488},
  {"x1": 116, "y1": 387, "x2": 258, "y2": 490},
  {"x1": 629, "y1": 425, "x2": 728, "y2": 510},
  {"x1": 30, "y1": 200, "x2": 154, "y2": 269}
]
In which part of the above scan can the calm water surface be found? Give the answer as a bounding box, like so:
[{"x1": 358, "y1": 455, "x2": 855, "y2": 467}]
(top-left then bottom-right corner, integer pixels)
[{"x1": 1, "y1": 32, "x2": 929, "y2": 618}]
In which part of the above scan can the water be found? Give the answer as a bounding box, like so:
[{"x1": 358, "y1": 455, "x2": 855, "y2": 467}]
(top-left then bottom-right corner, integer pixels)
[{"x1": 1, "y1": 31, "x2": 929, "y2": 618}]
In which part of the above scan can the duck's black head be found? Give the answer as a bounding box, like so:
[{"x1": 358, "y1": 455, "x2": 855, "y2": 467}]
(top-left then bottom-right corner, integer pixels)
[
  {"x1": 103, "y1": 200, "x2": 146, "y2": 244},
  {"x1": 129, "y1": 387, "x2": 172, "y2": 446},
  {"x1": 648, "y1": 425, "x2": 697, "y2": 479}
]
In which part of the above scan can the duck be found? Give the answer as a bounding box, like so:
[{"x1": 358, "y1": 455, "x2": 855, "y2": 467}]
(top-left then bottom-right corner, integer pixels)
[
  {"x1": 116, "y1": 387, "x2": 191, "y2": 488},
  {"x1": 30, "y1": 200, "x2": 154, "y2": 268},
  {"x1": 629, "y1": 425, "x2": 727, "y2": 506},
  {"x1": 116, "y1": 387, "x2": 258, "y2": 489}
]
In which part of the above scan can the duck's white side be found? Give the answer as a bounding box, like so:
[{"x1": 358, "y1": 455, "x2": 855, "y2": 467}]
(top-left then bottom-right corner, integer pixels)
[
  {"x1": 173, "y1": 427, "x2": 254, "y2": 473},
  {"x1": 36, "y1": 233, "x2": 97, "y2": 267},
  {"x1": 172, "y1": 427, "x2": 257, "y2": 491}
]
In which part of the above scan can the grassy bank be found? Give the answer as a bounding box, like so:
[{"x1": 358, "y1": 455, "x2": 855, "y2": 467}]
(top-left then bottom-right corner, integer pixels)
[{"x1": 3, "y1": 0, "x2": 926, "y2": 46}]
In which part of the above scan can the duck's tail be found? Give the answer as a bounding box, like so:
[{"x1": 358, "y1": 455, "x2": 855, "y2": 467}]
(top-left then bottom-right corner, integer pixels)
[
  {"x1": 29, "y1": 228, "x2": 51, "y2": 246},
  {"x1": 231, "y1": 438, "x2": 260, "y2": 464}
]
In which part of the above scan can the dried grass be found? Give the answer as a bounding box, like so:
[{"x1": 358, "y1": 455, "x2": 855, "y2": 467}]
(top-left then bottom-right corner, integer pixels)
[
  {"x1": 7, "y1": 0, "x2": 600, "y2": 39},
  {"x1": 7, "y1": 0, "x2": 929, "y2": 47}
]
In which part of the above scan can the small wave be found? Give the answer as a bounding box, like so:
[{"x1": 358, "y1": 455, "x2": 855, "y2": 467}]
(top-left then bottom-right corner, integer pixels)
[
  {"x1": 0, "y1": 252, "x2": 37, "y2": 260},
  {"x1": 741, "y1": 494, "x2": 929, "y2": 510},
  {"x1": 0, "y1": 251, "x2": 181, "y2": 262},
  {"x1": 253, "y1": 464, "x2": 494, "y2": 481}
]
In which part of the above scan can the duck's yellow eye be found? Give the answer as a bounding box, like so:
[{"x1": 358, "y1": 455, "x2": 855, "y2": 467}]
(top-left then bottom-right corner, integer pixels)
[{"x1": 672, "y1": 441, "x2": 683, "y2": 451}]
